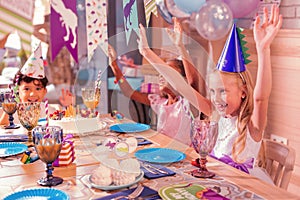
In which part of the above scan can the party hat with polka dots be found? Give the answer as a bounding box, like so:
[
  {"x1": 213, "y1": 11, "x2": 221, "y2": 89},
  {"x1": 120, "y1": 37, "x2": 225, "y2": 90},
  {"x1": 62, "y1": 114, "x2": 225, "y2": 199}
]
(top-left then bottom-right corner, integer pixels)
[{"x1": 20, "y1": 43, "x2": 45, "y2": 79}]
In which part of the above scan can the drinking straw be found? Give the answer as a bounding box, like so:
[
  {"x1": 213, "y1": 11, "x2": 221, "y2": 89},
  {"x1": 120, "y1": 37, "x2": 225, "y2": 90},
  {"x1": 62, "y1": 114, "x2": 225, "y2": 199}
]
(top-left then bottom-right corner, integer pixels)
[
  {"x1": 8, "y1": 84, "x2": 14, "y2": 101},
  {"x1": 95, "y1": 70, "x2": 102, "y2": 89},
  {"x1": 44, "y1": 98, "x2": 49, "y2": 128}
]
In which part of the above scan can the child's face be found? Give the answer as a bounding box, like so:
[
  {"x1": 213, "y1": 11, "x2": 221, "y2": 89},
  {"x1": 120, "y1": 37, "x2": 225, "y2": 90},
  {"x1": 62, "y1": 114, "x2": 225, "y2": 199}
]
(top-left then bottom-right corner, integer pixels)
[
  {"x1": 18, "y1": 80, "x2": 47, "y2": 102},
  {"x1": 209, "y1": 72, "x2": 245, "y2": 117}
]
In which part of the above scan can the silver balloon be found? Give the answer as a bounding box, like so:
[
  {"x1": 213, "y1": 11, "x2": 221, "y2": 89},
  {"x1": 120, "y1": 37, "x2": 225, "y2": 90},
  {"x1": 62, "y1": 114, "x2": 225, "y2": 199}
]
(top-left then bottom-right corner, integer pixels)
[{"x1": 195, "y1": 0, "x2": 233, "y2": 41}]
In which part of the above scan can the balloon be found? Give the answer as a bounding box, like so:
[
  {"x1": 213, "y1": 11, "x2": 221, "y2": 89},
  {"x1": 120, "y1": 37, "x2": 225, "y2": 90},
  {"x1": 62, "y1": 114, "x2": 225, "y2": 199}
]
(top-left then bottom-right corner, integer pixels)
[
  {"x1": 173, "y1": 0, "x2": 206, "y2": 14},
  {"x1": 195, "y1": 0, "x2": 233, "y2": 41},
  {"x1": 156, "y1": 0, "x2": 173, "y2": 24},
  {"x1": 223, "y1": 0, "x2": 259, "y2": 18}
]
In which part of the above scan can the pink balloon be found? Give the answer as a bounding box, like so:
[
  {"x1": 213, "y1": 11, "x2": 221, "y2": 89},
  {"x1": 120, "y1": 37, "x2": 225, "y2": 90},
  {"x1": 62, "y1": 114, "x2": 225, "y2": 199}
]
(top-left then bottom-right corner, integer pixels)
[{"x1": 223, "y1": 0, "x2": 260, "y2": 18}]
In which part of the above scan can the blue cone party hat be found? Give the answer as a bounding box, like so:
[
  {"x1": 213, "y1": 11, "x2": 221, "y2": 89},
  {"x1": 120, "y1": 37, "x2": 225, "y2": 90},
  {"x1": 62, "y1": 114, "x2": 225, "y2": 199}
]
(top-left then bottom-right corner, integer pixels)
[{"x1": 216, "y1": 24, "x2": 251, "y2": 73}]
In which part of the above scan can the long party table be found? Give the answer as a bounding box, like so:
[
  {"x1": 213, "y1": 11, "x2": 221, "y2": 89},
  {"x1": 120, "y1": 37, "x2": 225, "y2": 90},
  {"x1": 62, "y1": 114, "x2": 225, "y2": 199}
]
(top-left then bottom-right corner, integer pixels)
[{"x1": 0, "y1": 116, "x2": 299, "y2": 199}]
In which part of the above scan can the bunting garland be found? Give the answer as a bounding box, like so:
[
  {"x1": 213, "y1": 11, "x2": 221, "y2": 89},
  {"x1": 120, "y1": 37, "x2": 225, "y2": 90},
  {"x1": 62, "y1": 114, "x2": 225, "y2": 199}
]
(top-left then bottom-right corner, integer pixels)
[
  {"x1": 86, "y1": 0, "x2": 108, "y2": 61},
  {"x1": 0, "y1": 1, "x2": 34, "y2": 55},
  {"x1": 144, "y1": 0, "x2": 158, "y2": 27},
  {"x1": 123, "y1": 0, "x2": 139, "y2": 44},
  {"x1": 50, "y1": 0, "x2": 78, "y2": 62}
]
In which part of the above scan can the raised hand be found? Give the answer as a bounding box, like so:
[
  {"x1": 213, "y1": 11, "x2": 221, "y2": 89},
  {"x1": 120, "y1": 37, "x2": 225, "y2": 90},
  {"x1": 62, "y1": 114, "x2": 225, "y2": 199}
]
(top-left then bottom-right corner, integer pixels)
[
  {"x1": 137, "y1": 24, "x2": 150, "y2": 56},
  {"x1": 253, "y1": 4, "x2": 283, "y2": 50},
  {"x1": 59, "y1": 88, "x2": 74, "y2": 107},
  {"x1": 166, "y1": 17, "x2": 183, "y2": 46}
]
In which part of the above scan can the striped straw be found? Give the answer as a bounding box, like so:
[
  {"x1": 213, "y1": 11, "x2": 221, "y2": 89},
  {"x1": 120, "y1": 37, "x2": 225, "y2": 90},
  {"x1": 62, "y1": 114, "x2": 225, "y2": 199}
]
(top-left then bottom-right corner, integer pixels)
[
  {"x1": 95, "y1": 70, "x2": 102, "y2": 89},
  {"x1": 8, "y1": 84, "x2": 14, "y2": 101},
  {"x1": 44, "y1": 98, "x2": 49, "y2": 128}
]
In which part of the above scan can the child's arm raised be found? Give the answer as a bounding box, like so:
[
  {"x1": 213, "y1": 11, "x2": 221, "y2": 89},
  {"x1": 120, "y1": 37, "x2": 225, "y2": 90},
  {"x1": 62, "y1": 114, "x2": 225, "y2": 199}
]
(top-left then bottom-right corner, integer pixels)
[
  {"x1": 250, "y1": 5, "x2": 282, "y2": 140},
  {"x1": 166, "y1": 18, "x2": 204, "y2": 92},
  {"x1": 138, "y1": 24, "x2": 212, "y2": 116},
  {"x1": 108, "y1": 44, "x2": 150, "y2": 105}
]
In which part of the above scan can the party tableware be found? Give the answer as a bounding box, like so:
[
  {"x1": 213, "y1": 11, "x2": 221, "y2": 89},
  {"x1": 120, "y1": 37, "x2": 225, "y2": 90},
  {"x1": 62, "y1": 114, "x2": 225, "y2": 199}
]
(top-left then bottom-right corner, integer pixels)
[
  {"x1": 190, "y1": 119, "x2": 218, "y2": 178},
  {"x1": 2, "y1": 92, "x2": 20, "y2": 129},
  {"x1": 110, "y1": 123, "x2": 150, "y2": 133},
  {"x1": 134, "y1": 147, "x2": 186, "y2": 163},
  {"x1": 0, "y1": 142, "x2": 27, "y2": 157},
  {"x1": 159, "y1": 183, "x2": 228, "y2": 200},
  {"x1": 33, "y1": 126, "x2": 63, "y2": 186},
  {"x1": 81, "y1": 87, "x2": 101, "y2": 113},
  {"x1": 3, "y1": 188, "x2": 70, "y2": 200},
  {"x1": 89, "y1": 171, "x2": 144, "y2": 191},
  {"x1": 17, "y1": 102, "x2": 41, "y2": 144}
]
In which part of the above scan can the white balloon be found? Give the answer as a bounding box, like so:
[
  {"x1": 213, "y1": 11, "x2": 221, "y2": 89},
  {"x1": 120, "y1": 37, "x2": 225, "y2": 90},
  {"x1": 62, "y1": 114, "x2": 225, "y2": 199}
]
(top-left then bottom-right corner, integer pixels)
[{"x1": 195, "y1": 0, "x2": 233, "y2": 41}]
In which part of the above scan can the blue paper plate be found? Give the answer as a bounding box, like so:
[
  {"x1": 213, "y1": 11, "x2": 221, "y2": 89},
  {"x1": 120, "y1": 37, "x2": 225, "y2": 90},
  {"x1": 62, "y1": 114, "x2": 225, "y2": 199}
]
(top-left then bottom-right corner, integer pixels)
[
  {"x1": 110, "y1": 123, "x2": 150, "y2": 133},
  {"x1": 0, "y1": 142, "x2": 27, "y2": 157},
  {"x1": 3, "y1": 188, "x2": 70, "y2": 200},
  {"x1": 135, "y1": 148, "x2": 186, "y2": 163}
]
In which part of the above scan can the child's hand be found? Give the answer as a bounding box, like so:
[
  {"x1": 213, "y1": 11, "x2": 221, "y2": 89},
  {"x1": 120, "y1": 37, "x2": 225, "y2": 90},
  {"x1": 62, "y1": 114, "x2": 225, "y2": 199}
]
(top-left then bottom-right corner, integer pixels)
[
  {"x1": 253, "y1": 4, "x2": 282, "y2": 50},
  {"x1": 59, "y1": 89, "x2": 74, "y2": 107},
  {"x1": 166, "y1": 17, "x2": 183, "y2": 46},
  {"x1": 137, "y1": 24, "x2": 150, "y2": 56}
]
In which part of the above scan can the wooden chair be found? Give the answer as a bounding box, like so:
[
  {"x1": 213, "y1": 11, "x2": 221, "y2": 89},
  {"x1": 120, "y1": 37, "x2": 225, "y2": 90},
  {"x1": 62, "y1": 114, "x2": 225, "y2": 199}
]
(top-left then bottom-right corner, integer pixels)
[{"x1": 262, "y1": 139, "x2": 296, "y2": 189}]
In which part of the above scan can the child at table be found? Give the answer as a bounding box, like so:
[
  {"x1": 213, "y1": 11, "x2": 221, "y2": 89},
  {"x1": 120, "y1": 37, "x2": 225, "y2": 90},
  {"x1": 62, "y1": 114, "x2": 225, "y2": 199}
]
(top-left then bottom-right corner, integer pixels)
[
  {"x1": 0, "y1": 43, "x2": 73, "y2": 126},
  {"x1": 138, "y1": 5, "x2": 282, "y2": 184},
  {"x1": 108, "y1": 44, "x2": 194, "y2": 145}
]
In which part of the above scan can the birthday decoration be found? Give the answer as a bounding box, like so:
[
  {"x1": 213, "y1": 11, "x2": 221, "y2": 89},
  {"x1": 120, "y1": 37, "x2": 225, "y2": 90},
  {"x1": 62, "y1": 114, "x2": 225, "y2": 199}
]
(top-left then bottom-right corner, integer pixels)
[
  {"x1": 123, "y1": 0, "x2": 139, "y2": 44},
  {"x1": 20, "y1": 43, "x2": 45, "y2": 79},
  {"x1": 195, "y1": 0, "x2": 233, "y2": 41},
  {"x1": 144, "y1": 0, "x2": 158, "y2": 27},
  {"x1": 173, "y1": 0, "x2": 205, "y2": 14},
  {"x1": 86, "y1": 0, "x2": 108, "y2": 61},
  {"x1": 50, "y1": 0, "x2": 78, "y2": 62},
  {"x1": 223, "y1": 0, "x2": 260, "y2": 19},
  {"x1": 216, "y1": 24, "x2": 251, "y2": 73},
  {"x1": 0, "y1": 0, "x2": 34, "y2": 55}
]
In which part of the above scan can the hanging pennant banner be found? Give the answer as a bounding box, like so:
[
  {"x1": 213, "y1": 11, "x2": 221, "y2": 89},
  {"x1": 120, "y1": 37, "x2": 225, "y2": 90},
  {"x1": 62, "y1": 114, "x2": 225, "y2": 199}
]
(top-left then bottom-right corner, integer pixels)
[
  {"x1": 123, "y1": 0, "x2": 139, "y2": 44},
  {"x1": 0, "y1": 0, "x2": 34, "y2": 55},
  {"x1": 144, "y1": 0, "x2": 157, "y2": 27},
  {"x1": 50, "y1": 0, "x2": 78, "y2": 62},
  {"x1": 86, "y1": 0, "x2": 108, "y2": 61}
]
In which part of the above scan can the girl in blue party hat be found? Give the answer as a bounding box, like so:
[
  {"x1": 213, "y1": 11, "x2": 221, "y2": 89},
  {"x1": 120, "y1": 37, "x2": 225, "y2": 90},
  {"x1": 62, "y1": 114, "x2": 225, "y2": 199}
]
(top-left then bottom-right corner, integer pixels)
[{"x1": 138, "y1": 4, "x2": 282, "y2": 184}]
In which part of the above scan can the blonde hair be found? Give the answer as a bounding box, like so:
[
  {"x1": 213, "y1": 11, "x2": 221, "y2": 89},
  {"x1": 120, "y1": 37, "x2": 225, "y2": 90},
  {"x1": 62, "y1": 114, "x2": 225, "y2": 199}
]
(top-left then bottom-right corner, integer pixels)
[{"x1": 219, "y1": 70, "x2": 254, "y2": 163}]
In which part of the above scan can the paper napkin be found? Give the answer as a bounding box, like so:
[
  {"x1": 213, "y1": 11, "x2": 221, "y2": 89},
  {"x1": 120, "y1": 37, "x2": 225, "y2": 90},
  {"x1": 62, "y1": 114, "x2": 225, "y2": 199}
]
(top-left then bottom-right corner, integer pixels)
[
  {"x1": 95, "y1": 186, "x2": 160, "y2": 200},
  {"x1": 141, "y1": 163, "x2": 176, "y2": 179}
]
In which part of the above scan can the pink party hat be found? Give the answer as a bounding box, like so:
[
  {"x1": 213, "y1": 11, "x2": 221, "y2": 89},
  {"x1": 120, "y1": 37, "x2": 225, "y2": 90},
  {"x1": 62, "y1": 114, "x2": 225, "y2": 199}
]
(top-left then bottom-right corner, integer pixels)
[
  {"x1": 216, "y1": 24, "x2": 251, "y2": 73},
  {"x1": 20, "y1": 43, "x2": 45, "y2": 78}
]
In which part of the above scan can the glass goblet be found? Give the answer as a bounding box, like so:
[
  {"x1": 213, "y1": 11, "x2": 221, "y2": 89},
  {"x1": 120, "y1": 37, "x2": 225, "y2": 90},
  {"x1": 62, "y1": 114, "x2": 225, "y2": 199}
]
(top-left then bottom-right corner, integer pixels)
[
  {"x1": 33, "y1": 126, "x2": 63, "y2": 186},
  {"x1": 190, "y1": 119, "x2": 218, "y2": 178},
  {"x1": 81, "y1": 87, "x2": 100, "y2": 113},
  {"x1": 2, "y1": 92, "x2": 20, "y2": 129},
  {"x1": 17, "y1": 102, "x2": 41, "y2": 145}
]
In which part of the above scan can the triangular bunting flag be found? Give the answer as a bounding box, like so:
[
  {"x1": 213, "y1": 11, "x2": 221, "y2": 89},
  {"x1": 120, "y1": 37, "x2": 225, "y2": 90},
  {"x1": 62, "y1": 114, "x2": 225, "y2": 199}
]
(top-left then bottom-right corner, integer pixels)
[
  {"x1": 123, "y1": 0, "x2": 139, "y2": 44},
  {"x1": 144, "y1": 0, "x2": 158, "y2": 27},
  {"x1": 86, "y1": 0, "x2": 108, "y2": 61},
  {"x1": 50, "y1": 0, "x2": 78, "y2": 62}
]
